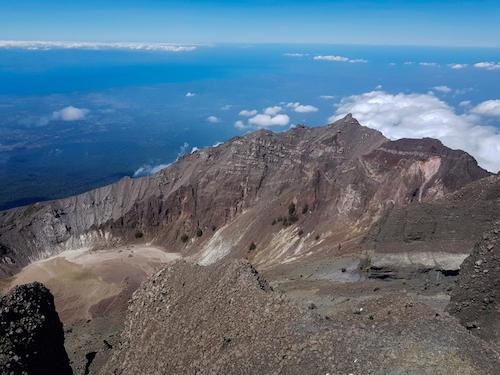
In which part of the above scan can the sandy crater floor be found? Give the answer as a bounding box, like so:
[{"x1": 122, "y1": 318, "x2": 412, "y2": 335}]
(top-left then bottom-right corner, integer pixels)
[{"x1": 3, "y1": 245, "x2": 180, "y2": 324}]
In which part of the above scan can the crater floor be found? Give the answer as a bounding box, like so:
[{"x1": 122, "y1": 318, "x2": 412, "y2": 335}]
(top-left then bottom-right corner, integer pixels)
[{"x1": 1, "y1": 245, "x2": 180, "y2": 374}]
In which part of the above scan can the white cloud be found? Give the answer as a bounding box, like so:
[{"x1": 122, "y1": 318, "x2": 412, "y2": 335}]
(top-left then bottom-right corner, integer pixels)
[
  {"x1": 221, "y1": 104, "x2": 232, "y2": 110},
  {"x1": 284, "y1": 53, "x2": 308, "y2": 57},
  {"x1": 248, "y1": 113, "x2": 290, "y2": 127},
  {"x1": 0, "y1": 40, "x2": 196, "y2": 52},
  {"x1": 295, "y1": 105, "x2": 318, "y2": 113},
  {"x1": 236, "y1": 105, "x2": 290, "y2": 129},
  {"x1": 432, "y1": 85, "x2": 452, "y2": 94},
  {"x1": 239, "y1": 109, "x2": 258, "y2": 117},
  {"x1": 471, "y1": 100, "x2": 500, "y2": 117},
  {"x1": 419, "y1": 62, "x2": 439, "y2": 67},
  {"x1": 474, "y1": 62, "x2": 500, "y2": 71},
  {"x1": 448, "y1": 63, "x2": 468, "y2": 70},
  {"x1": 133, "y1": 163, "x2": 171, "y2": 178},
  {"x1": 52, "y1": 106, "x2": 88, "y2": 121},
  {"x1": 178, "y1": 142, "x2": 190, "y2": 156},
  {"x1": 320, "y1": 95, "x2": 336, "y2": 100},
  {"x1": 329, "y1": 90, "x2": 500, "y2": 173},
  {"x1": 207, "y1": 116, "x2": 220, "y2": 124},
  {"x1": 314, "y1": 55, "x2": 348, "y2": 62},
  {"x1": 264, "y1": 106, "x2": 282, "y2": 116},
  {"x1": 349, "y1": 59, "x2": 368, "y2": 63},
  {"x1": 185, "y1": 92, "x2": 196, "y2": 97},
  {"x1": 459, "y1": 100, "x2": 471, "y2": 108},
  {"x1": 234, "y1": 120, "x2": 247, "y2": 129},
  {"x1": 313, "y1": 55, "x2": 367, "y2": 64},
  {"x1": 286, "y1": 102, "x2": 318, "y2": 113}
]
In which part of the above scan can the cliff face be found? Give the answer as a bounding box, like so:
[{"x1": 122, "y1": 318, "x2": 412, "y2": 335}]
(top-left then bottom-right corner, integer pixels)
[
  {"x1": 0, "y1": 115, "x2": 492, "y2": 276},
  {"x1": 364, "y1": 175, "x2": 500, "y2": 255},
  {"x1": 0, "y1": 282, "x2": 73, "y2": 375}
]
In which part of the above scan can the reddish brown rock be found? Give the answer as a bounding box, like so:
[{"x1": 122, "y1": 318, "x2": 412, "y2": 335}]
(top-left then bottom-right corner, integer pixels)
[{"x1": 0, "y1": 116, "x2": 491, "y2": 277}]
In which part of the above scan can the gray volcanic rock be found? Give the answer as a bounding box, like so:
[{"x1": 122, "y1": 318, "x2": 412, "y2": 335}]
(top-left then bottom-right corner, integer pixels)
[
  {"x1": 0, "y1": 115, "x2": 491, "y2": 277},
  {"x1": 364, "y1": 175, "x2": 500, "y2": 254},
  {"x1": 0, "y1": 282, "x2": 72, "y2": 375},
  {"x1": 447, "y1": 221, "x2": 500, "y2": 347},
  {"x1": 361, "y1": 175, "x2": 500, "y2": 279},
  {"x1": 101, "y1": 260, "x2": 500, "y2": 375}
]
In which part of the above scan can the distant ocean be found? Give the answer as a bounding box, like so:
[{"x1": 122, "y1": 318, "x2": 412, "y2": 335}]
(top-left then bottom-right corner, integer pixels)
[{"x1": 0, "y1": 44, "x2": 499, "y2": 210}]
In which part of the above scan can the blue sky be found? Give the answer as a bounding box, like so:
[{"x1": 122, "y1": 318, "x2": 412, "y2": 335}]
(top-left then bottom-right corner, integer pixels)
[{"x1": 1, "y1": 0, "x2": 500, "y2": 47}]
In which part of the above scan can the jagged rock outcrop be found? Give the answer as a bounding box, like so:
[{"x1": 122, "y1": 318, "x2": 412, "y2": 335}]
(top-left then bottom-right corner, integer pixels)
[
  {"x1": 0, "y1": 282, "x2": 73, "y2": 375},
  {"x1": 101, "y1": 260, "x2": 500, "y2": 374},
  {"x1": 447, "y1": 221, "x2": 500, "y2": 347},
  {"x1": 0, "y1": 115, "x2": 491, "y2": 277}
]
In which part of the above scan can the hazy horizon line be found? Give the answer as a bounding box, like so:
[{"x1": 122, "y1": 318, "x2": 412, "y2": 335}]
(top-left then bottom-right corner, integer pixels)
[{"x1": 0, "y1": 39, "x2": 499, "y2": 50}]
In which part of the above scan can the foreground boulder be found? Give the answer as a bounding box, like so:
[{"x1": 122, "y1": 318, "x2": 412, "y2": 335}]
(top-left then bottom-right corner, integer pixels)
[
  {"x1": 101, "y1": 260, "x2": 500, "y2": 375},
  {"x1": 0, "y1": 282, "x2": 72, "y2": 375},
  {"x1": 447, "y1": 221, "x2": 500, "y2": 347}
]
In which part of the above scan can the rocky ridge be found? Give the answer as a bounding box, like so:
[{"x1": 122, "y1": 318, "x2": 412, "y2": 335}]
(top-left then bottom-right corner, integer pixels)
[
  {"x1": 0, "y1": 115, "x2": 492, "y2": 278},
  {"x1": 0, "y1": 116, "x2": 499, "y2": 374},
  {"x1": 0, "y1": 282, "x2": 73, "y2": 375},
  {"x1": 447, "y1": 221, "x2": 500, "y2": 347},
  {"x1": 101, "y1": 259, "x2": 500, "y2": 375}
]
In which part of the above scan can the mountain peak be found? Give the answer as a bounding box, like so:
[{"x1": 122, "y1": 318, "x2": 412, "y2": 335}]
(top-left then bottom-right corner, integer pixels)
[
  {"x1": 342, "y1": 112, "x2": 355, "y2": 122},
  {"x1": 1, "y1": 116, "x2": 499, "y2": 374},
  {"x1": 0, "y1": 117, "x2": 491, "y2": 276},
  {"x1": 329, "y1": 113, "x2": 359, "y2": 126}
]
